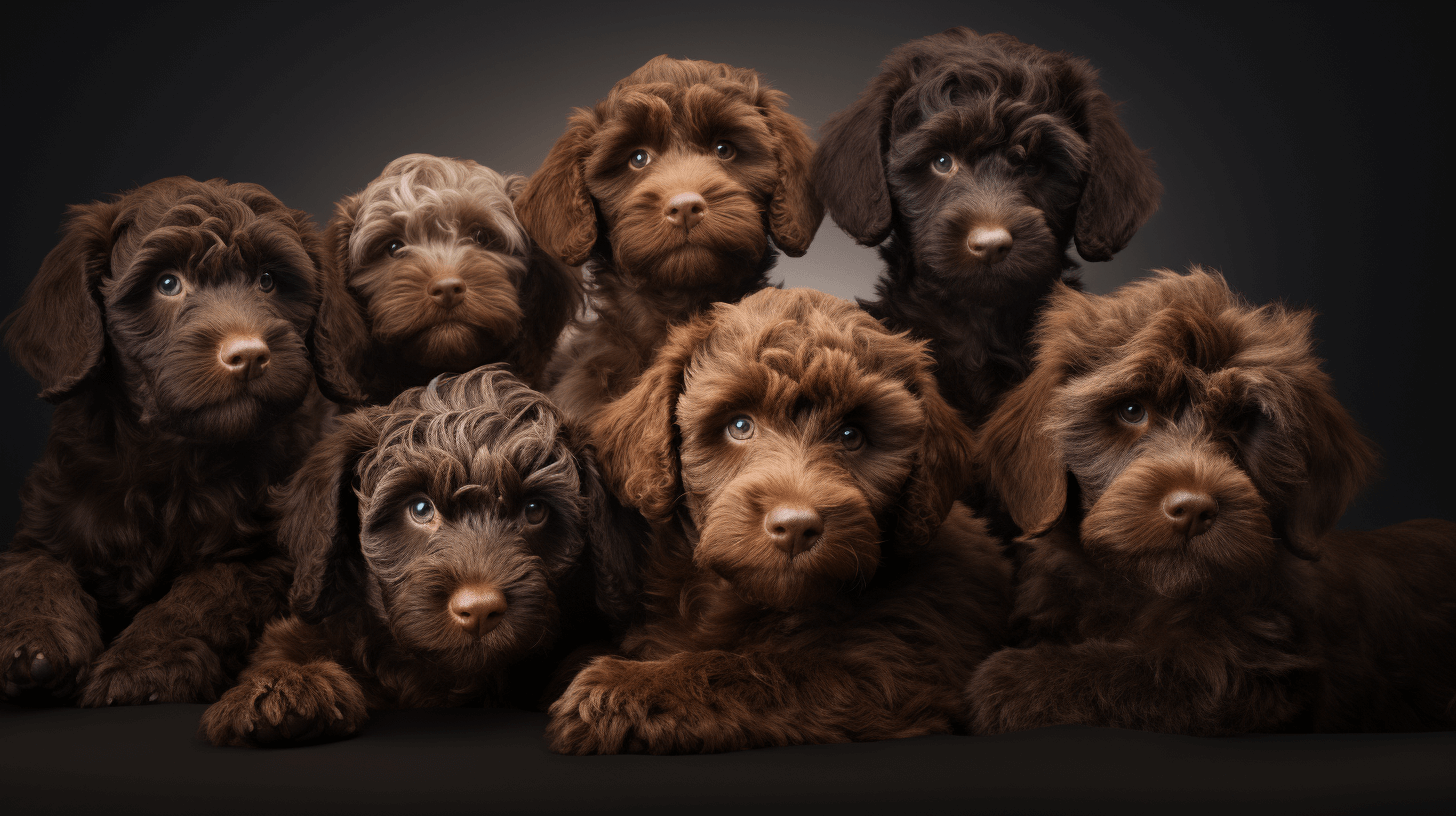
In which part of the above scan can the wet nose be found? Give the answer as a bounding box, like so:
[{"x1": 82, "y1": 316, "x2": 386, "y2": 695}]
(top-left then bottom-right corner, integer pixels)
[
  {"x1": 967, "y1": 226, "x2": 1013, "y2": 265},
  {"x1": 447, "y1": 585, "x2": 507, "y2": 636},
  {"x1": 664, "y1": 192, "x2": 708, "y2": 231},
  {"x1": 765, "y1": 505, "x2": 823, "y2": 558},
  {"x1": 1162, "y1": 490, "x2": 1218, "y2": 538},
  {"x1": 429, "y1": 276, "x2": 467, "y2": 310},
  {"x1": 218, "y1": 335, "x2": 271, "y2": 381}
]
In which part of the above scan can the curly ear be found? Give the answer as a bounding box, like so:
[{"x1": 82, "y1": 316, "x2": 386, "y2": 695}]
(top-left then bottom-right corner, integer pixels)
[
  {"x1": 589, "y1": 313, "x2": 716, "y2": 522},
  {"x1": 276, "y1": 408, "x2": 381, "y2": 622},
  {"x1": 310, "y1": 195, "x2": 371, "y2": 405},
  {"x1": 758, "y1": 91, "x2": 823, "y2": 256},
  {"x1": 505, "y1": 176, "x2": 583, "y2": 389},
  {"x1": 978, "y1": 352, "x2": 1070, "y2": 537},
  {"x1": 1276, "y1": 378, "x2": 1378, "y2": 561},
  {"x1": 893, "y1": 363, "x2": 978, "y2": 550},
  {"x1": 812, "y1": 71, "x2": 899, "y2": 246},
  {"x1": 3, "y1": 199, "x2": 119, "y2": 401},
  {"x1": 515, "y1": 110, "x2": 600, "y2": 267},
  {"x1": 1072, "y1": 86, "x2": 1161, "y2": 262},
  {"x1": 570, "y1": 432, "x2": 647, "y2": 627}
]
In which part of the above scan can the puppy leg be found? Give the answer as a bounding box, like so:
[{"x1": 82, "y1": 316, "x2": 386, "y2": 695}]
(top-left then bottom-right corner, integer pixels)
[
  {"x1": 80, "y1": 558, "x2": 287, "y2": 706},
  {"x1": 0, "y1": 549, "x2": 104, "y2": 701},
  {"x1": 200, "y1": 618, "x2": 368, "y2": 747}
]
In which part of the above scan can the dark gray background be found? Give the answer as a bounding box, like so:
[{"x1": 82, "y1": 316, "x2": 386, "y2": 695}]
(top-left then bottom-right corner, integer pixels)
[{"x1": 3, "y1": 0, "x2": 1451, "y2": 537}]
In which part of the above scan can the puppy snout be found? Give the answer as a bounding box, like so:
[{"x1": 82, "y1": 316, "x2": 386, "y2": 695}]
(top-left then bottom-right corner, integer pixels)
[
  {"x1": 664, "y1": 192, "x2": 708, "y2": 231},
  {"x1": 967, "y1": 226, "x2": 1013, "y2": 264},
  {"x1": 447, "y1": 584, "x2": 508, "y2": 636},
  {"x1": 765, "y1": 505, "x2": 823, "y2": 558},
  {"x1": 1162, "y1": 490, "x2": 1218, "y2": 538},
  {"x1": 217, "y1": 335, "x2": 271, "y2": 381},
  {"x1": 428, "y1": 276, "x2": 468, "y2": 311}
]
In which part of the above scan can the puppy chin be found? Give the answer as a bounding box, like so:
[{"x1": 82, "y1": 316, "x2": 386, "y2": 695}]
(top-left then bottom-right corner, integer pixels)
[
  {"x1": 407, "y1": 322, "x2": 506, "y2": 371},
  {"x1": 154, "y1": 392, "x2": 305, "y2": 442},
  {"x1": 695, "y1": 528, "x2": 881, "y2": 611}
]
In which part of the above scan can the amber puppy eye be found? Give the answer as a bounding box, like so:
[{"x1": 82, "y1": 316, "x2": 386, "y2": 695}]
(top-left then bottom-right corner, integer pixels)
[
  {"x1": 930, "y1": 153, "x2": 954, "y2": 174},
  {"x1": 408, "y1": 498, "x2": 435, "y2": 523},
  {"x1": 524, "y1": 501, "x2": 548, "y2": 526},
  {"x1": 726, "y1": 416, "x2": 754, "y2": 441},
  {"x1": 714, "y1": 141, "x2": 736, "y2": 160},
  {"x1": 258, "y1": 272, "x2": 275, "y2": 292},
  {"x1": 1117, "y1": 401, "x2": 1148, "y2": 426},
  {"x1": 386, "y1": 239, "x2": 405, "y2": 257},
  {"x1": 157, "y1": 274, "x2": 182, "y2": 296},
  {"x1": 839, "y1": 426, "x2": 865, "y2": 451},
  {"x1": 629, "y1": 149, "x2": 651, "y2": 169}
]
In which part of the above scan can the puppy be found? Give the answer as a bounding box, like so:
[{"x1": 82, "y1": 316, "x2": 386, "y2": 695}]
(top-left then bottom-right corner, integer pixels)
[
  {"x1": 967, "y1": 268, "x2": 1456, "y2": 735},
  {"x1": 548, "y1": 288, "x2": 1011, "y2": 754},
  {"x1": 1, "y1": 177, "x2": 342, "y2": 706},
  {"x1": 201, "y1": 366, "x2": 626, "y2": 746},
  {"x1": 515, "y1": 56, "x2": 824, "y2": 422},
  {"x1": 315, "y1": 153, "x2": 580, "y2": 404},
  {"x1": 814, "y1": 27, "x2": 1161, "y2": 428}
]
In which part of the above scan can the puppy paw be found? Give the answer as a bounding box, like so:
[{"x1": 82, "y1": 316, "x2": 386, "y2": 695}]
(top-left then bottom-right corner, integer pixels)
[
  {"x1": 79, "y1": 636, "x2": 228, "y2": 707},
  {"x1": 0, "y1": 616, "x2": 103, "y2": 702},
  {"x1": 547, "y1": 655, "x2": 716, "y2": 755},
  {"x1": 200, "y1": 661, "x2": 367, "y2": 747}
]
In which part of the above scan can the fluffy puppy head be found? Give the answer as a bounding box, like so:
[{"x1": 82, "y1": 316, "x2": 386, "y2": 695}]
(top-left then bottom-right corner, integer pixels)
[
  {"x1": 3, "y1": 176, "x2": 336, "y2": 440},
  {"x1": 278, "y1": 365, "x2": 628, "y2": 672},
  {"x1": 981, "y1": 269, "x2": 1377, "y2": 596},
  {"x1": 590, "y1": 288, "x2": 973, "y2": 610},
  {"x1": 515, "y1": 56, "x2": 823, "y2": 289},
  {"x1": 814, "y1": 27, "x2": 1161, "y2": 302},
  {"x1": 316, "y1": 154, "x2": 579, "y2": 403}
]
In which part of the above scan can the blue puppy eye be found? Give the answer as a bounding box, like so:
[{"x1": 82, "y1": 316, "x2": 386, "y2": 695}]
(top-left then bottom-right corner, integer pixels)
[
  {"x1": 727, "y1": 416, "x2": 754, "y2": 441},
  {"x1": 157, "y1": 274, "x2": 182, "y2": 296},
  {"x1": 409, "y1": 498, "x2": 435, "y2": 523}
]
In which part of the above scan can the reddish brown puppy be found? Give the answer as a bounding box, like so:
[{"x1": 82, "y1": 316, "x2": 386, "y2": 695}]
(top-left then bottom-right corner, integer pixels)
[
  {"x1": 515, "y1": 56, "x2": 823, "y2": 423},
  {"x1": 968, "y1": 268, "x2": 1456, "y2": 735},
  {"x1": 202, "y1": 366, "x2": 628, "y2": 746},
  {"x1": 1, "y1": 177, "x2": 342, "y2": 705},
  {"x1": 548, "y1": 288, "x2": 1010, "y2": 754},
  {"x1": 314, "y1": 153, "x2": 580, "y2": 404}
]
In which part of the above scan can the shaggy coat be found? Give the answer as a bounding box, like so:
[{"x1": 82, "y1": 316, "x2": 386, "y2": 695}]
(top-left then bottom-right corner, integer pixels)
[
  {"x1": 814, "y1": 27, "x2": 1161, "y2": 429},
  {"x1": 315, "y1": 154, "x2": 580, "y2": 404},
  {"x1": 967, "y1": 269, "x2": 1456, "y2": 735},
  {"x1": 515, "y1": 56, "x2": 824, "y2": 423},
  {"x1": 1, "y1": 177, "x2": 342, "y2": 706},
  {"x1": 201, "y1": 366, "x2": 630, "y2": 746},
  {"x1": 549, "y1": 288, "x2": 1010, "y2": 754}
]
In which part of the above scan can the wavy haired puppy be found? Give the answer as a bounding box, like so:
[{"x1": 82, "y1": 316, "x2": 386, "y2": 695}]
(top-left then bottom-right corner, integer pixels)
[
  {"x1": 315, "y1": 153, "x2": 580, "y2": 404},
  {"x1": 968, "y1": 269, "x2": 1456, "y2": 735},
  {"x1": 515, "y1": 56, "x2": 823, "y2": 423},
  {"x1": 1, "y1": 177, "x2": 340, "y2": 706},
  {"x1": 202, "y1": 366, "x2": 627, "y2": 746},
  {"x1": 549, "y1": 288, "x2": 1010, "y2": 754},
  {"x1": 814, "y1": 27, "x2": 1161, "y2": 427}
]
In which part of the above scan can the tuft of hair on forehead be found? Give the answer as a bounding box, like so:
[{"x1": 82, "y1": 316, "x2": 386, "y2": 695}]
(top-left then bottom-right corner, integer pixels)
[{"x1": 610, "y1": 55, "x2": 769, "y2": 102}]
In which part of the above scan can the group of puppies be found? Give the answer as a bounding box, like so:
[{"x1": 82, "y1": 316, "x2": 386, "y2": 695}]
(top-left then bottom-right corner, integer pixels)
[{"x1": 2, "y1": 28, "x2": 1452, "y2": 753}]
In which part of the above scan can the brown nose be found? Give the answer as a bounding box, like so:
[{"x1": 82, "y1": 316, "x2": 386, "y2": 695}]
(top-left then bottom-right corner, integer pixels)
[
  {"x1": 218, "y1": 335, "x2": 270, "y2": 381},
  {"x1": 967, "y1": 226, "x2": 1013, "y2": 265},
  {"x1": 428, "y1": 276, "x2": 467, "y2": 310},
  {"x1": 447, "y1": 585, "x2": 507, "y2": 636},
  {"x1": 664, "y1": 192, "x2": 707, "y2": 231},
  {"x1": 765, "y1": 505, "x2": 823, "y2": 558},
  {"x1": 1162, "y1": 490, "x2": 1218, "y2": 538}
]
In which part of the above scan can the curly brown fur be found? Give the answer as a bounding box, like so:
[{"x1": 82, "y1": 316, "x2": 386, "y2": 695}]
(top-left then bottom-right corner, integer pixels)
[
  {"x1": 0, "y1": 177, "x2": 340, "y2": 706},
  {"x1": 201, "y1": 365, "x2": 632, "y2": 747},
  {"x1": 813, "y1": 27, "x2": 1161, "y2": 428},
  {"x1": 548, "y1": 288, "x2": 1010, "y2": 754},
  {"x1": 516, "y1": 56, "x2": 824, "y2": 424},
  {"x1": 313, "y1": 154, "x2": 581, "y2": 404},
  {"x1": 967, "y1": 268, "x2": 1456, "y2": 735}
]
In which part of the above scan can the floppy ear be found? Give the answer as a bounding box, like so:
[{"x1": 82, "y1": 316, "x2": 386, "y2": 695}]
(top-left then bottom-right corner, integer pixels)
[
  {"x1": 515, "y1": 111, "x2": 600, "y2": 267},
  {"x1": 1276, "y1": 381, "x2": 1377, "y2": 561},
  {"x1": 3, "y1": 199, "x2": 119, "y2": 401},
  {"x1": 569, "y1": 432, "x2": 647, "y2": 628},
  {"x1": 759, "y1": 92, "x2": 824, "y2": 256},
  {"x1": 309, "y1": 195, "x2": 371, "y2": 405},
  {"x1": 978, "y1": 356, "x2": 1070, "y2": 537},
  {"x1": 589, "y1": 313, "x2": 716, "y2": 523},
  {"x1": 812, "y1": 72, "x2": 898, "y2": 246},
  {"x1": 276, "y1": 408, "x2": 382, "y2": 622},
  {"x1": 892, "y1": 365, "x2": 978, "y2": 550},
  {"x1": 507, "y1": 176, "x2": 584, "y2": 388},
  {"x1": 1072, "y1": 88, "x2": 1162, "y2": 262}
]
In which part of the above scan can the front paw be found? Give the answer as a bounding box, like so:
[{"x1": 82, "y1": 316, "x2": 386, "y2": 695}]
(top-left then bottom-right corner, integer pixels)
[
  {"x1": 547, "y1": 655, "x2": 710, "y2": 755},
  {"x1": 966, "y1": 646, "x2": 1075, "y2": 735},
  {"x1": 0, "y1": 615, "x2": 103, "y2": 702},
  {"x1": 79, "y1": 636, "x2": 227, "y2": 706},
  {"x1": 200, "y1": 661, "x2": 368, "y2": 747}
]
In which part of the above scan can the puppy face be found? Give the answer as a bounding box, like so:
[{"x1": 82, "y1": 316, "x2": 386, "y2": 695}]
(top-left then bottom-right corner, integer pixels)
[
  {"x1": 4, "y1": 177, "x2": 327, "y2": 440},
  {"x1": 282, "y1": 366, "x2": 617, "y2": 672},
  {"x1": 516, "y1": 56, "x2": 823, "y2": 281},
  {"x1": 982, "y1": 269, "x2": 1376, "y2": 596},
  {"x1": 591, "y1": 289, "x2": 974, "y2": 610}
]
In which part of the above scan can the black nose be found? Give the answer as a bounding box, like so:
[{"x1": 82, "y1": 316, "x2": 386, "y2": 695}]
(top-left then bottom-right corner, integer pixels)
[
  {"x1": 218, "y1": 335, "x2": 271, "y2": 381},
  {"x1": 967, "y1": 226, "x2": 1013, "y2": 265},
  {"x1": 429, "y1": 276, "x2": 467, "y2": 310},
  {"x1": 447, "y1": 585, "x2": 507, "y2": 636},
  {"x1": 765, "y1": 505, "x2": 823, "y2": 557},
  {"x1": 1162, "y1": 490, "x2": 1218, "y2": 538},
  {"x1": 664, "y1": 192, "x2": 708, "y2": 231}
]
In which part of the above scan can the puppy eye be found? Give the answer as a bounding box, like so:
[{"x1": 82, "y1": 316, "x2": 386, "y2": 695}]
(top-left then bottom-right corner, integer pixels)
[
  {"x1": 629, "y1": 149, "x2": 651, "y2": 169},
  {"x1": 726, "y1": 415, "x2": 754, "y2": 441},
  {"x1": 714, "y1": 141, "x2": 737, "y2": 160},
  {"x1": 386, "y1": 240, "x2": 405, "y2": 257},
  {"x1": 473, "y1": 229, "x2": 497, "y2": 249},
  {"x1": 258, "y1": 272, "x2": 275, "y2": 293},
  {"x1": 157, "y1": 274, "x2": 183, "y2": 296},
  {"x1": 930, "y1": 153, "x2": 954, "y2": 175},
  {"x1": 1116, "y1": 401, "x2": 1148, "y2": 426},
  {"x1": 839, "y1": 426, "x2": 865, "y2": 451},
  {"x1": 1018, "y1": 159, "x2": 1043, "y2": 175},
  {"x1": 408, "y1": 498, "x2": 435, "y2": 524},
  {"x1": 523, "y1": 500, "x2": 549, "y2": 526}
]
